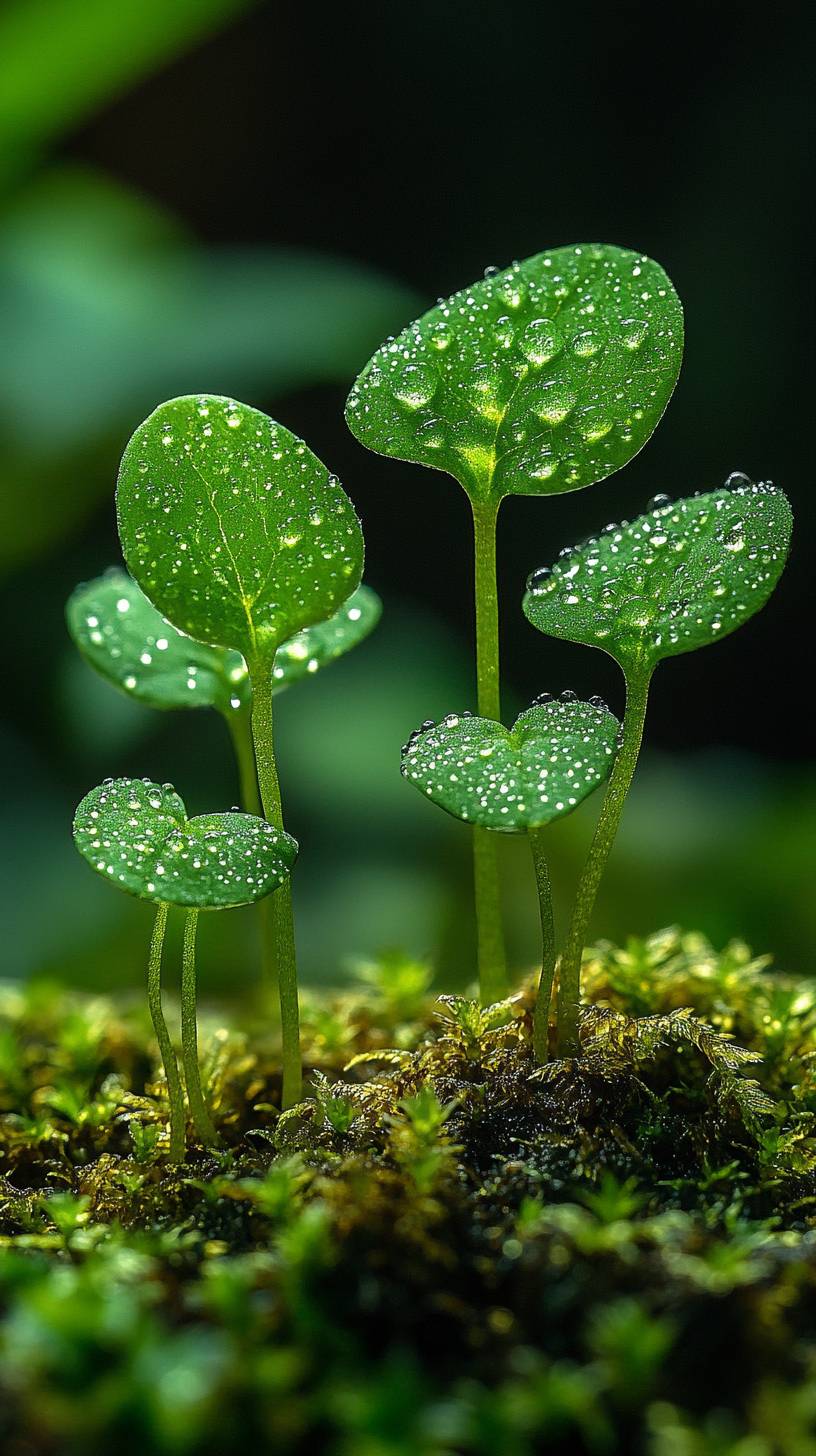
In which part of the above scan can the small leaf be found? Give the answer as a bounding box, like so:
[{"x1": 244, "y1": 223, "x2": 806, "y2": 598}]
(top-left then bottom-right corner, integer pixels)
[
  {"x1": 271, "y1": 584, "x2": 382, "y2": 691},
  {"x1": 346, "y1": 244, "x2": 683, "y2": 502},
  {"x1": 523, "y1": 480, "x2": 793, "y2": 674},
  {"x1": 116, "y1": 395, "x2": 364, "y2": 663},
  {"x1": 73, "y1": 778, "x2": 297, "y2": 909},
  {"x1": 66, "y1": 568, "x2": 249, "y2": 715},
  {"x1": 401, "y1": 697, "x2": 619, "y2": 832}
]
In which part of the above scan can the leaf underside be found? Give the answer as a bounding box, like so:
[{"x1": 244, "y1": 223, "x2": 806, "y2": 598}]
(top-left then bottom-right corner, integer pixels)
[
  {"x1": 73, "y1": 778, "x2": 298, "y2": 908},
  {"x1": 116, "y1": 395, "x2": 364, "y2": 662},
  {"x1": 66, "y1": 568, "x2": 249, "y2": 715},
  {"x1": 523, "y1": 481, "x2": 793, "y2": 674},
  {"x1": 401, "y1": 698, "x2": 619, "y2": 832},
  {"x1": 346, "y1": 243, "x2": 683, "y2": 502}
]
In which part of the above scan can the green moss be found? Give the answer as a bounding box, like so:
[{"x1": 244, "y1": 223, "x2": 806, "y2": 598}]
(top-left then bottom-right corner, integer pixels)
[{"x1": 3, "y1": 932, "x2": 816, "y2": 1454}]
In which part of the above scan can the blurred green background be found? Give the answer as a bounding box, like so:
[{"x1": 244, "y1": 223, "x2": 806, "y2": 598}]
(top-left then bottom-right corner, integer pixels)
[{"x1": 1, "y1": 0, "x2": 813, "y2": 994}]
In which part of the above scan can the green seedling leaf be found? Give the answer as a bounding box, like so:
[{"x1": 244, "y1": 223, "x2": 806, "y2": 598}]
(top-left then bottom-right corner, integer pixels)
[
  {"x1": 116, "y1": 395, "x2": 364, "y2": 664},
  {"x1": 346, "y1": 244, "x2": 683, "y2": 502},
  {"x1": 401, "y1": 696, "x2": 619, "y2": 832},
  {"x1": 523, "y1": 478, "x2": 793, "y2": 674},
  {"x1": 271, "y1": 584, "x2": 381, "y2": 690},
  {"x1": 66, "y1": 568, "x2": 250, "y2": 715},
  {"x1": 73, "y1": 777, "x2": 297, "y2": 909}
]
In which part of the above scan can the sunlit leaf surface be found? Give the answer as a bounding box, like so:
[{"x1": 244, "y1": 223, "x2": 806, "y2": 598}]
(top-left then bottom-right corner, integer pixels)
[
  {"x1": 346, "y1": 244, "x2": 683, "y2": 502},
  {"x1": 66, "y1": 569, "x2": 249, "y2": 715},
  {"x1": 117, "y1": 395, "x2": 364, "y2": 663},
  {"x1": 401, "y1": 696, "x2": 619, "y2": 831},
  {"x1": 523, "y1": 479, "x2": 793, "y2": 674},
  {"x1": 271, "y1": 585, "x2": 381, "y2": 691},
  {"x1": 73, "y1": 778, "x2": 297, "y2": 909}
]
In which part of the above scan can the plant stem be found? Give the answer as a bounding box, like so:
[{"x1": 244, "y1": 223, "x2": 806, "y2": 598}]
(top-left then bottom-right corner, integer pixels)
[
  {"x1": 180, "y1": 910, "x2": 219, "y2": 1145},
  {"x1": 226, "y1": 703, "x2": 276, "y2": 993},
  {"x1": 147, "y1": 903, "x2": 186, "y2": 1162},
  {"x1": 556, "y1": 666, "x2": 653, "y2": 1057},
  {"x1": 470, "y1": 496, "x2": 507, "y2": 1004},
  {"x1": 225, "y1": 704, "x2": 262, "y2": 815},
  {"x1": 529, "y1": 826, "x2": 556, "y2": 1064},
  {"x1": 248, "y1": 657, "x2": 302, "y2": 1109}
]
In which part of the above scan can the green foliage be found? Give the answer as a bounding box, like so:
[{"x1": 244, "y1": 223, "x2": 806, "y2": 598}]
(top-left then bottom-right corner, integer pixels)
[
  {"x1": 66, "y1": 568, "x2": 250, "y2": 715},
  {"x1": 67, "y1": 570, "x2": 381, "y2": 712},
  {"x1": 116, "y1": 395, "x2": 364, "y2": 665},
  {"x1": 73, "y1": 777, "x2": 297, "y2": 909},
  {"x1": 346, "y1": 244, "x2": 682, "y2": 502},
  {"x1": 524, "y1": 480, "x2": 793, "y2": 674},
  {"x1": 401, "y1": 696, "x2": 619, "y2": 830}
]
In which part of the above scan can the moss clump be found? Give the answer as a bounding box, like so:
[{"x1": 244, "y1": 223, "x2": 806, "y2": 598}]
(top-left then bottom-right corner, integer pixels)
[{"x1": 3, "y1": 931, "x2": 816, "y2": 1454}]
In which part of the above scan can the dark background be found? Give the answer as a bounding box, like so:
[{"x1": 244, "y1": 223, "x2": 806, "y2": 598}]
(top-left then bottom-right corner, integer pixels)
[{"x1": 1, "y1": 0, "x2": 813, "y2": 986}]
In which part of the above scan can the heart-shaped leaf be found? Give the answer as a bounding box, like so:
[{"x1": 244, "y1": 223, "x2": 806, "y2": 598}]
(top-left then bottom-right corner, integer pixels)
[
  {"x1": 271, "y1": 583, "x2": 382, "y2": 690},
  {"x1": 66, "y1": 568, "x2": 250, "y2": 715},
  {"x1": 346, "y1": 244, "x2": 683, "y2": 502},
  {"x1": 523, "y1": 479, "x2": 793, "y2": 674},
  {"x1": 116, "y1": 395, "x2": 364, "y2": 664},
  {"x1": 401, "y1": 696, "x2": 619, "y2": 832},
  {"x1": 73, "y1": 777, "x2": 297, "y2": 908},
  {"x1": 67, "y1": 571, "x2": 381, "y2": 710}
]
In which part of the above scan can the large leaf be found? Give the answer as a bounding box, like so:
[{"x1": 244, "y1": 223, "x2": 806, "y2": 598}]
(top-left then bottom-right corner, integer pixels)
[
  {"x1": 401, "y1": 696, "x2": 619, "y2": 832},
  {"x1": 346, "y1": 244, "x2": 683, "y2": 502},
  {"x1": 73, "y1": 778, "x2": 297, "y2": 909},
  {"x1": 66, "y1": 569, "x2": 249, "y2": 715},
  {"x1": 117, "y1": 395, "x2": 364, "y2": 664},
  {"x1": 523, "y1": 480, "x2": 793, "y2": 674}
]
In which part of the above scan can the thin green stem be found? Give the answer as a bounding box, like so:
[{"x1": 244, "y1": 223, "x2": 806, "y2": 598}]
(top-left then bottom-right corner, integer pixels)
[
  {"x1": 248, "y1": 657, "x2": 302, "y2": 1109},
  {"x1": 146, "y1": 903, "x2": 186, "y2": 1162},
  {"x1": 556, "y1": 666, "x2": 653, "y2": 1057},
  {"x1": 470, "y1": 496, "x2": 507, "y2": 1004},
  {"x1": 225, "y1": 704, "x2": 262, "y2": 815},
  {"x1": 226, "y1": 703, "x2": 276, "y2": 992},
  {"x1": 529, "y1": 826, "x2": 556, "y2": 1064},
  {"x1": 181, "y1": 910, "x2": 219, "y2": 1145}
]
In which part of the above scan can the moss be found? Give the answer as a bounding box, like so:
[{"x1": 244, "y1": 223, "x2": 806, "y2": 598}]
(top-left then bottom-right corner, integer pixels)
[{"x1": 3, "y1": 930, "x2": 816, "y2": 1454}]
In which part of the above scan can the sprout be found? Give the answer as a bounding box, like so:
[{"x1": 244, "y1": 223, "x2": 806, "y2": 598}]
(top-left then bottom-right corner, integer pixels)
[
  {"x1": 73, "y1": 777, "x2": 297, "y2": 1155},
  {"x1": 116, "y1": 394, "x2": 367, "y2": 1107},
  {"x1": 401, "y1": 697, "x2": 619, "y2": 1059},
  {"x1": 523, "y1": 480, "x2": 793, "y2": 1053},
  {"x1": 348, "y1": 244, "x2": 682, "y2": 1001}
]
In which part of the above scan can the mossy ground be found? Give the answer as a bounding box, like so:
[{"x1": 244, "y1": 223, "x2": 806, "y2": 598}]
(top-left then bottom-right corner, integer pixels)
[{"x1": 2, "y1": 930, "x2": 816, "y2": 1455}]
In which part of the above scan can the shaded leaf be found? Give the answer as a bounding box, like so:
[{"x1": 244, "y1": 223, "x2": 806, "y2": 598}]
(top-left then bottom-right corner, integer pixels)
[
  {"x1": 346, "y1": 244, "x2": 683, "y2": 502},
  {"x1": 523, "y1": 480, "x2": 792, "y2": 674},
  {"x1": 73, "y1": 778, "x2": 297, "y2": 909},
  {"x1": 66, "y1": 569, "x2": 249, "y2": 716},
  {"x1": 272, "y1": 584, "x2": 381, "y2": 691},
  {"x1": 401, "y1": 696, "x2": 619, "y2": 832},
  {"x1": 116, "y1": 395, "x2": 364, "y2": 663}
]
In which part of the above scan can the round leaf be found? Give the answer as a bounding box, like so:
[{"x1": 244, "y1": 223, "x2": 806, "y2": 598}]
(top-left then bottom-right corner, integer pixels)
[
  {"x1": 523, "y1": 480, "x2": 793, "y2": 674},
  {"x1": 73, "y1": 777, "x2": 297, "y2": 909},
  {"x1": 345, "y1": 244, "x2": 683, "y2": 502},
  {"x1": 272, "y1": 584, "x2": 382, "y2": 692},
  {"x1": 66, "y1": 568, "x2": 250, "y2": 715},
  {"x1": 116, "y1": 395, "x2": 364, "y2": 663},
  {"x1": 400, "y1": 696, "x2": 619, "y2": 832}
]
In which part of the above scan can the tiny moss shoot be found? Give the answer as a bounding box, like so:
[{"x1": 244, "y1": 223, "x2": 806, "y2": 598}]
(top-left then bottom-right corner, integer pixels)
[
  {"x1": 347, "y1": 244, "x2": 683, "y2": 1002},
  {"x1": 524, "y1": 479, "x2": 793, "y2": 1054}
]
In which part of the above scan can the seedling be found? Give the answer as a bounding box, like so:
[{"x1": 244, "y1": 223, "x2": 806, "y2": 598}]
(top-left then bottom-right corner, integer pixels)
[
  {"x1": 72, "y1": 776, "x2": 297, "y2": 1156},
  {"x1": 67, "y1": 568, "x2": 381, "y2": 816},
  {"x1": 402, "y1": 696, "x2": 619, "y2": 1054},
  {"x1": 116, "y1": 394, "x2": 365, "y2": 1107},
  {"x1": 523, "y1": 479, "x2": 793, "y2": 1054},
  {"x1": 347, "y1": 244, "x2": 683, "y2": 1000}
]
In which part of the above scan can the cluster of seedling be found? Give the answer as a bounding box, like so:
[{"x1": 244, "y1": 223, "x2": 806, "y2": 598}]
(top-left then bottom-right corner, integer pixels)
[{"x1": 69, "y1": 243, "x2": 792, "y2": 1157}]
